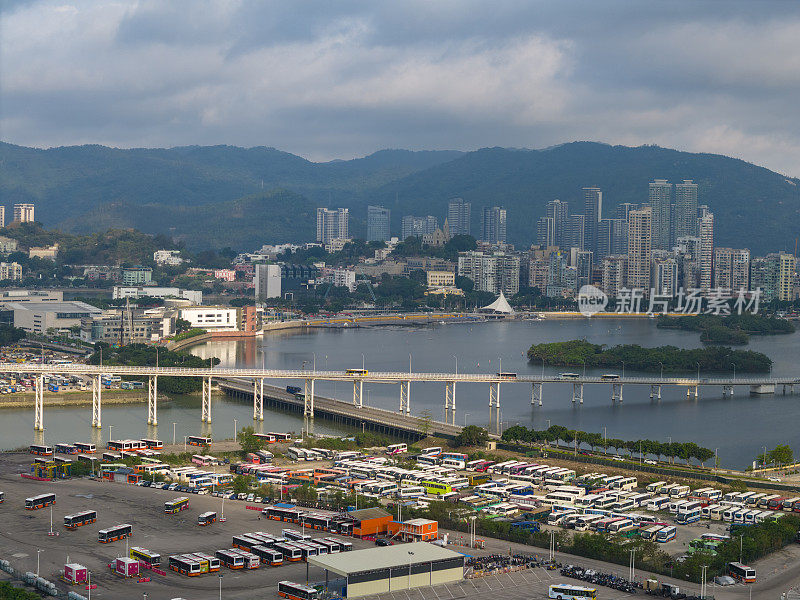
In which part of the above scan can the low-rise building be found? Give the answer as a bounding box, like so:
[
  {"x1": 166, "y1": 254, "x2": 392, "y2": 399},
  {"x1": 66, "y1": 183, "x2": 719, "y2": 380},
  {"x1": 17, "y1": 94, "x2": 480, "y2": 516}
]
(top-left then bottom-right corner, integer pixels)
[
  {"x1": 112, "y1": 286, "x2": 203, "y2": 304},
  {"x1": 178, "y1": 306, "x2": 238, "y2": 331},
  {"x1": 318, "y1": 267, "x2": 357, "y2": 292},
  {"x1": 121, "y1": 267, "x2": 153, "y2": 286},
  {"x1": 325, "y1": 238, "x2": 352, "y2": 253},
  {"x1": 80, "y1": 309, "x2": 175, "y2": 343},
  {"x1": 0, "y1": 301, "x2": 102, "y2": 334},
  {"x1": 0, "y1": 262, "x2": 22, "y2": 281},
  {"x1": 29, "y1": 244, "x2": 59, "y2": 260},
  {"x1": 153, "y1": 250, "x2": 184, "y2": 266},
  {"x1": 0, "y1": 289, "x2": 62, "y2": 303},
  {"x1": 213, "y1": 269, "x2": 236, "y2": 282},
  {"x1": 0, "y1": 236, "x2": 18, "y2": 254}
]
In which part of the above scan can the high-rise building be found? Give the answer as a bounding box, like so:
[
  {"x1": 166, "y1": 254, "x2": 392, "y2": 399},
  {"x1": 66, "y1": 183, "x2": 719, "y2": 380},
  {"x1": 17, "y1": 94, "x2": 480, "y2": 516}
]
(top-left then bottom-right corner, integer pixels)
[
  {"x1": 254, "y1": 264, "x2": 282, "y2": 299},
  {"x1": 0, "y1": 206, "x2": 5, "y2": 228},
  {"x1": 575, "y1": 250, "x2": 594, "y2": 290},
  {"x1": 316, "y1": 208, "x2": 349, "y2": 244},
  {"x1": 651, "y1": 254, "x2": 679, "y2": 297},
  {"x1": 598, "y1": 218, "x2": 627, "y2": 258},
  {"x1": 675, "y1": 180, "x2": 698, "y2": 239},
  {"x1": 602, "y1": 255, "x2": 627, "y2": 299},
  {"x1": 648, "y1": 180, "x2": 672, "y2": 250},
  {"x1": 778, "y1": 252, "x2": 796, "y2": 301},
  {"x1": 13, "y1": 203, "x2": 34, "y2": 223},
  {"x1": 536, "y1": 217, "x2": 555, "y2": 247},
  {"x1": 698, "y1": 212, "x2": 714, "y2": 291},
  {"x1": 627, "y1": 206, "x2": 652, "y2": 292},
  {"x1": 457, "y1": 251, "x2": 519, "y2": 296},
  {"x1": 714, "y1": 248, "x2": 750, "y2": 293},
  {"x1": 675, "y1": 236, "x2": 702, "y2": 289},
  {"x1": 566, "y1": 214, "x2": 585, "y2": 250},
  {"x1": 401, "y1": 215, "x2": 438, "y2": 240},
  {"x1": 546, "y1": 199, "x2": 569, "y2": 247},
  {"x1": 582, "y1": 187, "x2": 602, "y2": 253},
  {"x1": 545, "y1": 251, "x2": 577, "y2": 297},
  {"x1": 447, "y1": 198, "x2": 471, "y2": 236},
  {"x1": 615, "y1": 203, "x2": 638, "y2": 221},
  {"x1": 481, "y1": 206, "x2": 507, "y2": 244},
  {"x1": 366, "y1": 206, "x2": 390, "y2": 242}
]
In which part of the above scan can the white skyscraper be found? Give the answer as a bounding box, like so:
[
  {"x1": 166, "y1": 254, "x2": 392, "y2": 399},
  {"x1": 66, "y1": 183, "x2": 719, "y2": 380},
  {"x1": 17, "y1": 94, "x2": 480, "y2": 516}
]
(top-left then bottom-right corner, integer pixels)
[
  {"x1": 316, "y1": 208, "x2": 349, "y2": 244},
  {"x1": 254, "y1": 264, "x2": 282, "y2": 299}
]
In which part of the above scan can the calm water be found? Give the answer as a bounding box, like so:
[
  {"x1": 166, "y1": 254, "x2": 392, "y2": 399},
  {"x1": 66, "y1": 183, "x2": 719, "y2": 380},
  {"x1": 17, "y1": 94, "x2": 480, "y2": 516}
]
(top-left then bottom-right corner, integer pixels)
[{"x1": 3, "y1": 319, "x2": 799, "y2": 467}]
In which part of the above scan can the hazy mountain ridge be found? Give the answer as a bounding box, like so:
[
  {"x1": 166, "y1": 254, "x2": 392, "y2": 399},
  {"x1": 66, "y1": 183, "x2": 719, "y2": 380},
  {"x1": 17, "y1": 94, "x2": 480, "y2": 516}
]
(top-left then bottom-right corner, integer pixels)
[{"x1": 0, "y1": 141, "x2": 796, "y2": 253}]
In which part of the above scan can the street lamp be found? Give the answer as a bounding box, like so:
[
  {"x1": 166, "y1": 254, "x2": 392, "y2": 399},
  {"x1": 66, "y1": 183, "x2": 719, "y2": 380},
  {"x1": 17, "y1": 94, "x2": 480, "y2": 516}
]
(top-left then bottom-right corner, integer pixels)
[
  {"x1": 409, "y1": 353, "x2": 412, "y2": 374},
  {"x1": 732, "y1": 363, "x2": 736, "y2": 382},
  {"x1": 312, "y1": 352, "x2": 316, "y2": 373},
  {"x1": 452, "y1": 355, "x2": 458, "y2": 375},
  {"x1": 659, "y1": 361, "x2": 664, "y2": 379},
  {"x1": 582, "y1": 359, "x2": 586, "y2": 378},
  {"x1": 464, "y1": 413, "x2": 470, "y2": 426},
  {"x1": 361, "y1": 353, "x2": 365, "y2": 370},
  {"x1": 233, "y1": 418, "x2": 238, "y2": 442},
  {"x1": 696, "y1": 362, "x2": 701, "y2": 381},
  {"x1": 218, "y1": 573, "x2": 223, "y2": 600},
  {"x1": 108, "y1": 425, "x2": 114, "y2": 444},
  {"x1": 621, "y1": 361, "x2": 625, "y2": 378},
  {"x1": 36, "y1": 548, "x2": 41, "y2": 577},
  {"x1": 172, "y1": 422, "x2": 177, "y2": 446},
  {"x1": 408, "y1": 551, "x2": 414, "y2": 585}
]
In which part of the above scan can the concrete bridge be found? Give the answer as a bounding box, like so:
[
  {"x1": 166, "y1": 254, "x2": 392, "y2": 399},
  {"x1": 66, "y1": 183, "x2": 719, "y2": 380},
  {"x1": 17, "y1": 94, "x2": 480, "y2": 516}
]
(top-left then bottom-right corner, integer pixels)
[{"x1": 0, "y1": 362, "x2": 795, "y2": 432}]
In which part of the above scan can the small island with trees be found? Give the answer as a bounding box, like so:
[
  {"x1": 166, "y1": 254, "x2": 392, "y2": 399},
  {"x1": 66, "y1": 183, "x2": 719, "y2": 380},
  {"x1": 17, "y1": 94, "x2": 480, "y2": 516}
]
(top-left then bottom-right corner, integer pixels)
[
  {"x1": 656, "y1": 313, "x2": 795, "y2": 345},
  {"x1": 527, "y1": 339, "x2": 772, "y2": 373}
]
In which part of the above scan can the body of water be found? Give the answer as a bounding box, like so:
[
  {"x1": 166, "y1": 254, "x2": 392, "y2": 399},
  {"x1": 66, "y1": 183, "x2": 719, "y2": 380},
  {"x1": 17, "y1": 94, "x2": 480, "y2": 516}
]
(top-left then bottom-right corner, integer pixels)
[{"x1": 3, "y1": 318, "x2": 798, "y2": 468}]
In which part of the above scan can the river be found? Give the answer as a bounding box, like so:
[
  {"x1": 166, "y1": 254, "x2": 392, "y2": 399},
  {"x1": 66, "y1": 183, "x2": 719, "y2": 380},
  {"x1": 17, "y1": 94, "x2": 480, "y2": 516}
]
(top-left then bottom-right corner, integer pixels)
[{"x1": 3, "y1": 319, "x2": 798, "y2": 467}]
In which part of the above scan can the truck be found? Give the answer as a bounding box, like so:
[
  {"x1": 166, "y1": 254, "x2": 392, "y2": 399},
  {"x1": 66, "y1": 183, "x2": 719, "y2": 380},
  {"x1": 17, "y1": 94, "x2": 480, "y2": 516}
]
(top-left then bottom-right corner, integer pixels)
[
  {"x1": 286, "y1": 386, "x2": 302, "y2": 395},
  {"x1": 510, "y1": 520, "x2": 540, "y2": 533}
]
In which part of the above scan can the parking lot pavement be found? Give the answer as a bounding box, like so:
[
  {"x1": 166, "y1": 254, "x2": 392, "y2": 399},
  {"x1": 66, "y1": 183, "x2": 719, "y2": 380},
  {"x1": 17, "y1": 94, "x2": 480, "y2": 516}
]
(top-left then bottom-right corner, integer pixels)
[{"x1": 0, "y1": 453, "x2": 375, "y2": 600}]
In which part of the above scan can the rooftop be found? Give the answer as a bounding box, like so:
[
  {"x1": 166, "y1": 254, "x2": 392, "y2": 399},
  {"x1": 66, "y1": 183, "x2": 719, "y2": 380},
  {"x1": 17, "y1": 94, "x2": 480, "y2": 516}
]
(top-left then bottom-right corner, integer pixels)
[
  {"x1": 349, "y1": 507, "x2": 391, "y2": 522},
  {"x1": 308, "y1": 542, "x2": 464, "y2": 576}
]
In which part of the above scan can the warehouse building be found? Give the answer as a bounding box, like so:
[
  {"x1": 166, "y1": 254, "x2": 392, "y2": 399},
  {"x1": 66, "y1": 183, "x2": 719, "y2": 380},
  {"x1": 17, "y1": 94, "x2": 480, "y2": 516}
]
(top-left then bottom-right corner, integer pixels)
[
  {"x1": 309, "y1": 542, "x2": 464, "y2": 598},
  {"x1": 347, "y1": 507, "x2": 393, "y2": 538}
]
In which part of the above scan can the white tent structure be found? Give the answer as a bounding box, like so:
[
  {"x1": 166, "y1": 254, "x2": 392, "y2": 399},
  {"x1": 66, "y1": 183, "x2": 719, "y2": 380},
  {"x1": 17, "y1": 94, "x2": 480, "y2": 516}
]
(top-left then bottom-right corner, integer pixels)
[{"x1": 479, "y1": 291, "x2": 514, "y2": 314}]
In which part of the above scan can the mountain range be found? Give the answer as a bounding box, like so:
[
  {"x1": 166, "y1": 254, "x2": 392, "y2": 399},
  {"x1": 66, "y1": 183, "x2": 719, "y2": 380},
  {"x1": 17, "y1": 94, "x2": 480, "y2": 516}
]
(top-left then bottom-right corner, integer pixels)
[{"x1": 1, "y1": 141, "x2": 797, "y2": 254}]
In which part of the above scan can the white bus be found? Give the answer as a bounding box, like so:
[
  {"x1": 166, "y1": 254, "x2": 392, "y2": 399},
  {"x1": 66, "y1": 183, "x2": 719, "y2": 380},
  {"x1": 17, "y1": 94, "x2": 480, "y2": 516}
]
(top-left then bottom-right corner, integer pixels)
[
  {"x1": 548, "y1": 584, "x2": 596, "y2": 599},
  {"x1": 386, "y1": 443, "x2": 407, "y2": 455},
  {"x1": 592, "y1": 495, "x2": 617, "y2": 509},
  {"x1": 629, "y1": 493, "x2": 653, "y2": 507},
  {"x1": 609, "y1": 477, "x2": 637, "y2": 491},
  {"x1": 669, "y1": 485, "x2": 690, "y2": 498},
  {"x1": 646, "y1": 481, "x2": 667, "y2": 493},
  {"x1": 646, "y1": 496, "x2": 671, "y2": 512},
  {"x1": 396, "y1": 486, "x2": 426, "y2": 499},
  {"x1": 676, "y1": 504, "x2": 703, "y2": 524},
  {"x1": 655, "y1": 526, "x2": 676, "y2": 542},
  {"x1": 702, "y1": 504, "x2": 723, "y2": 520},
  {"x1": 745, "y1": 493, "x2": 766, "y2": 506},
  {"x1": 611, "y1": 498, "x2": 635, "y2": 512},
  {"x1": 669, "y1": 499, "x2": 691, "y2": 514},
  {"x1": 640, "y1": 525, "x2": 665, "y2": 540},
  {"x1": 573, "y1": 514, "x2": 605, "y2": 532}
]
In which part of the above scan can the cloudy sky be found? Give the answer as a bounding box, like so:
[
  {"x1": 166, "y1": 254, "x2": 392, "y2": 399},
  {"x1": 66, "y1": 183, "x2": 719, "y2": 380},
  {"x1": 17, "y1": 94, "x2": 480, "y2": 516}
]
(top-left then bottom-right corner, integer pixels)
[{"x1": 2, "y1": 0, "x2": 800, "y2": 175}]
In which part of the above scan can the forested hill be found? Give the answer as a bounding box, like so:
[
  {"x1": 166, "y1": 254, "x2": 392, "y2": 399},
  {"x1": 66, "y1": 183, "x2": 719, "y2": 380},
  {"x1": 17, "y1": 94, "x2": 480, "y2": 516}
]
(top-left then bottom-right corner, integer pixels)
[{"x1": 1, "y1": 141, "x2": 797, "y2": 253}]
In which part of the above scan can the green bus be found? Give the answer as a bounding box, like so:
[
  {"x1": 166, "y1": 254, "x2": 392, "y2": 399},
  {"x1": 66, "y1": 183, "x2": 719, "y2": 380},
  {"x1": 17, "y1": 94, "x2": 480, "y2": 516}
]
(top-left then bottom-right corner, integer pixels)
[{"x1": 421, "y1": 481, "x2": 453, "y2": 496}]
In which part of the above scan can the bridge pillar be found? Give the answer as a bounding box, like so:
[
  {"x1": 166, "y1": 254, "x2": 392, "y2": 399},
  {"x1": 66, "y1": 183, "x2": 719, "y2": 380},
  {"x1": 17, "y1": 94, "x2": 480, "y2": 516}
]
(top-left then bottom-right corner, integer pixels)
[
  {"x1": 353, "y1": 379, "x2": 363, "y2": 408},
  {"x1": 445, "y1": 381, "x2": 456, "y2": 414},
  {"x1": 34, "y1": 374, "x2": 44, "y2": 431},
  {"x1": 202, "y1": 377, "x2": 212, "y2": 423},
  {"x1": 147, "y1": 375, "x2": 158, "y2": 425},
  {"x1": 91, "y1": 374, "x2": 102, "y2": 428},
  {"x1": 531, "y1": 382, "x2": 543, "y2": 406},
  {"x1": 572, "y1": 383, "x2": 583, "y2": 404},
  {"x1": 304, "y1": 378, "x2": 315, "y2": 417},
  {"x1": 253, "y1": 378, "x2": 264, "y2": 421},
  {"x1": 612, "y1": 383, "x2": 623, "y2": 403},
  {"x1": 687, "y1": 385, "x2": 698, "y2": 398},
  {"x1": 488, "y1": 382, "x2": 500, "y2": 409},
  {"x1": 399, "y1": 381, "x2": 411, "y2": 415},
  {"x1": 649, "y1": 384, "x2": 661, "y2": 399}
]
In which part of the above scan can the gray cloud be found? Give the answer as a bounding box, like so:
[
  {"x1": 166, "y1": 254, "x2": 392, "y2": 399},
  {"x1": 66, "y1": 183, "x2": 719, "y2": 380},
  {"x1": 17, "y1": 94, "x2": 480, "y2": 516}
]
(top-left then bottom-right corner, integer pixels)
[{"x1": 2, "y1": 1, "x2": 800, "y2": 175}]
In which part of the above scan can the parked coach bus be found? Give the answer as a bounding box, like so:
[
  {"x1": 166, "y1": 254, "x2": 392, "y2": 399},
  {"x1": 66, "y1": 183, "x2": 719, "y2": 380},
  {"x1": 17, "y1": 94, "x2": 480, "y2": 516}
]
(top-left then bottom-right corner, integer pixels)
[
  {"x1": 25, "y1": 493, "x2": 56, "y2": 510},
  {"x1": 98, "y1": 523, "x2": 132, "y2": 543},
  {"x1": 169, "y1": 555, "x2": 202, "y2": 576},
  {"x1": 141, "y1": 439, "x2": 164, "y2": 450},
  {"x1": 130, "y1": 547, "x2": 162, "y2": 568},
  {"x1": 74, "y1": 442, "x2": 96, "y2": 454},
  {"x1": 165, "y1": 497, "x2": 190, "y2": 514},
  {"x1": 55, "y1": 443, "x2": 78, "y2": 455},
  {"x1": 215, "y1": 550, "x2": 244, "y2": 569},
  {"x1": 548, "y1": 584, "x2": 597, "y2": 599},
  {"x1": 29, "y1": 444, "x2": 53, "y2": 456},
  {"x1": 187, "y1": 436, "x2": 212, "y2": 447},
  {"x1": 279, "y1": 581, "x2": 320, "y2": 600},
  {"x1": 64, "y1": 510, "x2": 97, "y2": 530}
]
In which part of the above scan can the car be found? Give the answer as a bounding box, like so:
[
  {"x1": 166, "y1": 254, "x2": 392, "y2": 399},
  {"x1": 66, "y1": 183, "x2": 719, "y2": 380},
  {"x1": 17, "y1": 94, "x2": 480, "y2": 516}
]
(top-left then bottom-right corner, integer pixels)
[
  {"x1": 769, "y1": 476, "x2": 782, "y2": 482},
  {"x1": 168, "y1": 483, "x2": 178, "y2": 490},
  {"x1": 375, "y1": 538, "x2": 394, "y2": 546},
  {"x1": 237, "y1": 493, "x2": 247, "y2": 500},
  {"x1": 142, "y1": 480, "x2": 152, "y2": 487},
  {"x1": 253, "y1": 496, "x2": 263, "y2": 503},
  {"x1": 612, "y1": 456, "x2": 624, "y2": 462},
  {"x1": 246, "y1": 494, "x2": 255, "y2": 502},
  {"x1": 135, "y1": 481, "x2": 145, "y2": 486},
  {"x1": 197, "y1": 488, "x2": 209, "y2": 495},
  {"x1": 644, "y1": 459, "x2": 657, "y2": 465},
  {"x1": 190, "y1": 488, "x2": 199, "y2": 494}
]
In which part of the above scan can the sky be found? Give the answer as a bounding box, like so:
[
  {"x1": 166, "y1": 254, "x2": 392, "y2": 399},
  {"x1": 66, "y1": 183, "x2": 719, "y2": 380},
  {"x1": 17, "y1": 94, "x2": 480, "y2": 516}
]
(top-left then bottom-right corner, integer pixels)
[{"x1": 2, "y1": 0, "x2": 800, "y2": 176}]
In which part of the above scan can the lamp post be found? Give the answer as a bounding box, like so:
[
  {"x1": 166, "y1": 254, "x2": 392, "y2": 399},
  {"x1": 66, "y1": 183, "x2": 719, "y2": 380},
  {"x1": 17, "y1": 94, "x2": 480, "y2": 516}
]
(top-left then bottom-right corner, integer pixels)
[
  {"x1": 233, "y1": 418, "x2": 238, "y2": 442},
  {"x1": 696, "y1": 362, "x2": 701, "y2": 382},
  {"x1": 36, "y1": 548, "x2": 41, "y2": 577},
  {"x1": 622, "y1": 361, "x2": 625, "y2": 378},
  {"x1": 218, "y1": 573, "x2": 223, "y2": 600},
  {"x1": 582, "y1": 359, "x2": 586, "y2": 378},
  {"x1": 409, "y1": 353, "x2": 412, "y2": 374},
  {"x1": 184, "y1": 436, "x2": 187, "y2": 452},
  {"x1": 408, "y1": 551, "x2": 414, "y2": 587},
  {"x1": 361, "y1": 353, "x2": 365, "y2": 370},
  {"x1": 452, "y1": 355, "x2": 458, "y2": 375},
  {"x1": 464, "y1": 413, "x2": 470, "y2": 426},
  {"x1": 172, "y1": 422, "x2": 177, "y2": 446},
  {"x1": 732, "y1": 363, "x2": 736, "y2": 382},
  {"x1": 659, "y1": 361, "x2": 663, "y2": 379},
  {"x1": 108, "y1": 425, "x2": 114, "y2": 444}
]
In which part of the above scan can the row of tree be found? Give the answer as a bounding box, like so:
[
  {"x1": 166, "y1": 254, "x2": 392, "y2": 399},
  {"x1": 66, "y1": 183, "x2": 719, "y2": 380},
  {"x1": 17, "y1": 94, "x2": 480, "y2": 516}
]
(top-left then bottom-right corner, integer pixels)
[{"x1": 501, "y1": 424, "x2": 716, "y2": 466}]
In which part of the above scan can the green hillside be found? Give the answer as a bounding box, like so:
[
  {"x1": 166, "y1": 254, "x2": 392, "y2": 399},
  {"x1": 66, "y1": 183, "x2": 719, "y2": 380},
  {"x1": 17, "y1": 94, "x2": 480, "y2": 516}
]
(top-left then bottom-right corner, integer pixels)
[{"x1": 0, "y1": 141, "x2": 797, "y2": 253}]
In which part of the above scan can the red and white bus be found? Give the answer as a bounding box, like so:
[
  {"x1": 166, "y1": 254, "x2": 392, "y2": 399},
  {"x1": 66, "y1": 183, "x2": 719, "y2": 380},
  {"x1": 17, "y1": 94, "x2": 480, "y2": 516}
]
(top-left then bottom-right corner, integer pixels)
[
  {"x1": 141, "y1": 439, "x2": 164, "y2": 450},
  {"x1": 25, "y1": 493, "x2": 56, "y2": 510},
  {"x1": 729, "y1": 562, "x2": 756, "y2": 583},
  {"x1": 278, "y1": 581, "x2": 319, "y2": 600},
  {"x1": 55, "y1": 443, "x2": 79, "y2": 455},
  {"x1": 98, "y1": 523, "x2": 132, "y2": 543},
  {"x1": 187, "y1": 436, "x2": 212, "y2": 447},
  {"x1": 74, "y1": 442, "x2": 96, "y2": 454},
  {"x1": 29, "y1": 444, "x2": 53, "y2": 456},
  {"x1": 64, "y1": 510, "x2": 97, "y2": 530}
]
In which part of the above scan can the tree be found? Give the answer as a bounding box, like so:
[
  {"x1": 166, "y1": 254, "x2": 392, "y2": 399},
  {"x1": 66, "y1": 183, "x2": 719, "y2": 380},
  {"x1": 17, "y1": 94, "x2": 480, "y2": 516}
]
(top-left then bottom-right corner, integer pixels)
[
  {"x1": 417, "y1": 409, "x2": 434, "y2": 437},
  {"x1": 453, "y1": 425, "x2": 489, "y2": 447},
  {"x1": 232, "y1": 475, "x2": 253, "y2": 494},
  {"x1": 769, "y1": 444, "x2": 794, "y2": 468},
  {"x1": 238, "y1": 426, "x2": 264, "y2": 455},
  {"x1": 175, "y1": 318, "x2": 192, "y2": 333}
]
